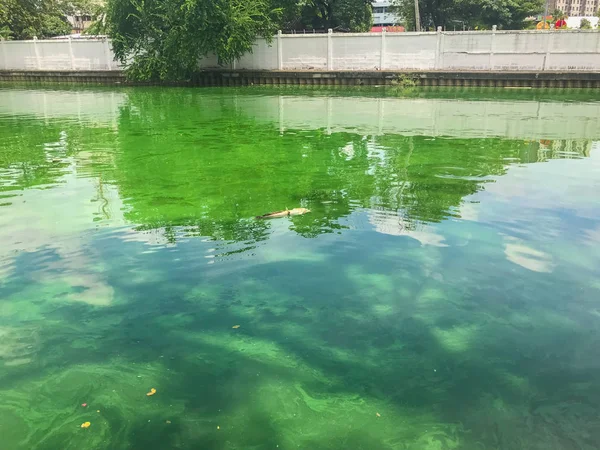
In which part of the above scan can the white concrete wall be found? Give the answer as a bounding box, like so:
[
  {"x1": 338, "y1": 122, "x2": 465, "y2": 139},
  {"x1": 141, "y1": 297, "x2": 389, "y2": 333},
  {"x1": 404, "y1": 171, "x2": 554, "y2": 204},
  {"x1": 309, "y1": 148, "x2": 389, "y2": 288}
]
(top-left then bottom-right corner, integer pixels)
[
  {"x1": 0, "y1": 38, "x2": 118, "y2": 70},
  {"x1": 1, "y1": 30, "x2": 600, "y2": 72}
]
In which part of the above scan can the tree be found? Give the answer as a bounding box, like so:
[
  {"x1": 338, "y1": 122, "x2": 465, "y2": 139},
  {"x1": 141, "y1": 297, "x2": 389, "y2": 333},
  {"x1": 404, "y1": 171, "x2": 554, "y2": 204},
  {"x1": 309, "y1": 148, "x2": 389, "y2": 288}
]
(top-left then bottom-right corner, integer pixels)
[
  {"x1": 466, "y1": 0, "x2": 545, "y2": 30},
  {"x1": 106, "y1": 0, "x2": 282, "y2": 81},
  {"x1": 0, "y1": 1, "x2": 13, "y2": 39},
  {"x1": 272, "y1": 0, "x2": 304, "y2": 30},
  {"x1": 0, "y1": 0, "x2": 73, "y2": 39},
  {"x1": 391, "y1": 0, "x2": 543, "y2": 30},
  {"x1": 274, "y1": 0, "x2": 373, "y2": 32},
  {"x1": 301, "y1": 0, "x2": 373, "y2": 32},
  {"x1": 81, "y1": 1, "x2": 109, "y2": 35},
  {"x1": 580, "y1": 18, "x2": 592, "y2": 29},
  {"x1": 391, "y1": 0, "x2": 454, "y2": 30},
  {"x1": 552, "y1": 8, "x2": 564, "y2": 20}
]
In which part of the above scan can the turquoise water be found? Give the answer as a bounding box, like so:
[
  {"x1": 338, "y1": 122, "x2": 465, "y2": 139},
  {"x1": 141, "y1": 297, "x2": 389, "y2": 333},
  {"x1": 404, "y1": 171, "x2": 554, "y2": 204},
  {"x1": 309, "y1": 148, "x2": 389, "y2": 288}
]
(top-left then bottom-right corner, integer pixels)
[{"x1": 1, "y1": 86, "x2": 600, "y2": 449}]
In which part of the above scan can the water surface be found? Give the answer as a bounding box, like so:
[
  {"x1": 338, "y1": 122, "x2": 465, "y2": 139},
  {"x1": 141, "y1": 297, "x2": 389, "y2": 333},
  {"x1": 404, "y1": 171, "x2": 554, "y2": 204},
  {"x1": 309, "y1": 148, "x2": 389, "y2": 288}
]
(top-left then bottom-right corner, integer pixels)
[{"x1": 1, "y1": 86, "x2": 600, "y2": 450}]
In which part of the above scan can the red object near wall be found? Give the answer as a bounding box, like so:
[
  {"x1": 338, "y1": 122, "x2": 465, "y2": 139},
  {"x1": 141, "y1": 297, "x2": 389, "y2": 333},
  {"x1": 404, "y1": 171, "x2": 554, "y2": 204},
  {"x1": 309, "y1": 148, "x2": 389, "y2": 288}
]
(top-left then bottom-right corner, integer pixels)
[{"x1": 371, "y1": 26, "x2": 405, "y2": 32}]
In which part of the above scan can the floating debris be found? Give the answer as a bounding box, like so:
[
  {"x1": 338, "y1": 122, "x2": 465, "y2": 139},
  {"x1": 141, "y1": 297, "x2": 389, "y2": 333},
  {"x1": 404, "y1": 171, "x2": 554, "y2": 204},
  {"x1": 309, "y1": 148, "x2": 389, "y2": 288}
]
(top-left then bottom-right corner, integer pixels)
[
  {"x1": 217, "y1": 425, "x2": 220, "y2": 430},
  {"x1": 376, "y1": 413, "x2": 381, "y2": 417},
  {"x1": 256, "y1": 208, "x2": 310, "y2": 219},
  {"x1": 81, "y1": 422, "x2": 91, "y2": 429},
  {"x1": 81, "y1": 403, "x2": 87, "y2": 407},
  {"x1": 232, "y1": 325, "x2": 241, "y2": 329},
  {"x1": 146, "y1": 388, "x2": 157, "y2": 396},
  {"x1": 166, "y1": 420, "x2": 172, "y2": 424}
]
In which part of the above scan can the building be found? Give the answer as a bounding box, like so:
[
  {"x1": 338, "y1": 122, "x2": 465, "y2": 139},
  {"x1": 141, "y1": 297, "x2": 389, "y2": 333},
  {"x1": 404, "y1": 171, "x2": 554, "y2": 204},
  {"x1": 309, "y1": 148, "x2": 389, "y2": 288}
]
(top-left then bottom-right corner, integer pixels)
[
  {"x1": 554, "y1": 0, "x2": 599, "y2": 16},
  {"x1": 66, "y1": 0, "x2": 104, "y2": 34},
  {"x1": 67, "y1": 13, "x2": 94, "y2": 33},
  {"x1": 372, "y1": 1, "x2": 401, "y2": 26}
]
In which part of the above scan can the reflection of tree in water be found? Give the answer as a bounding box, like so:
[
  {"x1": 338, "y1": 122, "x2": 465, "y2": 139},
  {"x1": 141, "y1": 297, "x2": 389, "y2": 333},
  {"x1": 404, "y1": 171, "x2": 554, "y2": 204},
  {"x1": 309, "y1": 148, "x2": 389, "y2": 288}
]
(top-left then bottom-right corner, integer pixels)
[
  {"x1": 111, "y1": 90, "x2": 375, "y2": 243},
  {"x1": 1, "y1": 91, "x2": 595, "y2": 247},
  {"x1": 0, "y1": 117, "x2": 117, "y2": 194},
  {"x1": 0, "y1": 120, "x2": 69, "y2": 193},
  {"x1": 107, "y1": 91, "x2": 596, "y2": 246}
]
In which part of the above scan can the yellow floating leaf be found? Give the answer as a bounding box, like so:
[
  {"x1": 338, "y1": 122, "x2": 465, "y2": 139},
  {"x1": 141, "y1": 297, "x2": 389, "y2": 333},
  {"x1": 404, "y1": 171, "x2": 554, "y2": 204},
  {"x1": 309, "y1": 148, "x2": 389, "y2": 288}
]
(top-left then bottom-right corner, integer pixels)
[
  {"x1": 232, "y1": 325, "x2": 240, "y2": 329},
  {"x1": 81, "y1": 422, "x2": 91, "y2": 429},
  {"x1": 146, "y1": 388, "x2": 157, "y2": 396}
]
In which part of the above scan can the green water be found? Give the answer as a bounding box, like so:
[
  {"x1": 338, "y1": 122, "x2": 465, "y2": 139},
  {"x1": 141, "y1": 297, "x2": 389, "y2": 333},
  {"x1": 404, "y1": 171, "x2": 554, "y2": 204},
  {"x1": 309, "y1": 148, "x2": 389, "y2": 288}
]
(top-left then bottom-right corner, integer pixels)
[{"x1": 1, "y1": 86, "x2": 600, "y2": 450}]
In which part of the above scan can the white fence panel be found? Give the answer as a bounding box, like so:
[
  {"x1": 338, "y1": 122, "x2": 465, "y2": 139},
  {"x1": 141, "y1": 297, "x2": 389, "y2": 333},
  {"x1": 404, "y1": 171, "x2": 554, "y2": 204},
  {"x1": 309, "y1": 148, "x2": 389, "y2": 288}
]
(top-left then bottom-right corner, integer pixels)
[
  {"x1": 236, "y1": 39, "x2": 278, "y2": 70},
  {"x1": 2, "y1": 41, "x2": 39, "y2": 69},
  {"x1": 71, "y1": 40, "x2": 113, "y2": 70},
  {"x1": 441, "y1": 32, "x2": 493, "y2": 70},
  {"x1": 281, "y1": 35, "x2": 328, "y2": 70},
  {"x1": 332, "y1": 34, "x2": 381, "y2": 70},
  {"x1": 36, "y1": 41, "x2": 72, "y2": 69},
  {"x1": 385, "y1": 33, "x2": 437, "y2": 70}
]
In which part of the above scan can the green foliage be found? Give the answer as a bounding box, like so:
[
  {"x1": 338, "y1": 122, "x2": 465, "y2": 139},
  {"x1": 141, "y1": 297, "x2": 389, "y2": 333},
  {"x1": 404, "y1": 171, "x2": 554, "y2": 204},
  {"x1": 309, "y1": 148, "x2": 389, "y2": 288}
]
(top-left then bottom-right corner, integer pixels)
[
  {"x1": 106, "y1": 0, "x2": 374, "y2": 81},
  {"x1": 391, "y1": 0, "x2": 543, "y2": 30},
  {"x1": 335, "y1": 0, "x2": 373, "y2": 32},
  {"x1": 470, "y1": 0, "x2": 545, "y2": 30},
  {"x1": 81, "y1": 1, "x2": 108, "y2": 35},
  {"x1": 0, "y1": 25, "x2": 13, "y2": 39},
  {"x1": 0, "y1": 0, "x2": 73, "y2": 39},
  {"x1": 283, "y1": 0, "x2": 373, "y2": 32},
  {"x1": 390, "y1": 73, "x2": 418, "y2": 90},
  {"x1": 552, "y1": 8, "x2": 565, "y2": 20},
  {"x1": 580, "y1": 18, "x2": 592, "y2": 29},
  {"x1": 107, "y1": 0, "x2": 282, "y2": 81},
  {"x1": 83, "y1": 18, "x2": 107, "y2": 36},
  {"x1": 273, "y1": 0, "x2": 304, "y2": 30},
  {"x1": 102, "y1": 89, "x2": 546, "y2": 237},
  {"x1": 389, "y1": 0, "x2": 415, "y2": 30}
]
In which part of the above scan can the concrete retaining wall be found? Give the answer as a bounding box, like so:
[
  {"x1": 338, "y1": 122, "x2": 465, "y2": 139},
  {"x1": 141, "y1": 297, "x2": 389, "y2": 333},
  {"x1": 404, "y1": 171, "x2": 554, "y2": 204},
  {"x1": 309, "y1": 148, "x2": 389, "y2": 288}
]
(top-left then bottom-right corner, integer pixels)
[
  {"x1": 3, "y1": 69, "x2": 600, "y2": 88},
  {"x1": 1, "y1": 30, "x2": 600, "y2": 72}
]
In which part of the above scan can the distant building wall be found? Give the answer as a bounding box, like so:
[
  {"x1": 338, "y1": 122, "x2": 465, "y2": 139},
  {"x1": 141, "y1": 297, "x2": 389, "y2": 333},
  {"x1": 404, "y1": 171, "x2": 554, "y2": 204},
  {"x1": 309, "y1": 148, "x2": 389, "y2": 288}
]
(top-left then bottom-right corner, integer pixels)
[
  {"x1": 372, "y1": 0, "x2": 401, "y2": 26},
  {"x1": 1, "y1": 30, "x2": 600, "y2": 72},
  {"x1": 67, "y1": 14, "x2": 95, "y2": 33},
  {"x1": 555, "y1": 0, "x2": 599, "y2": 16}
]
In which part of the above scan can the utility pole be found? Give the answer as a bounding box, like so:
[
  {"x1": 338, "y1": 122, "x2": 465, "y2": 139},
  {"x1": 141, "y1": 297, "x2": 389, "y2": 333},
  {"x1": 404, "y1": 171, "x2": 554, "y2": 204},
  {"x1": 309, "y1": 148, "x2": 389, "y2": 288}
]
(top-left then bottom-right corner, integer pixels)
[
  {"x1": 543, "y1": 0, "x2": 549, "y2": 28},
  {"x1": 414, "y1": 0, "x2": 421, "y2": 31}
]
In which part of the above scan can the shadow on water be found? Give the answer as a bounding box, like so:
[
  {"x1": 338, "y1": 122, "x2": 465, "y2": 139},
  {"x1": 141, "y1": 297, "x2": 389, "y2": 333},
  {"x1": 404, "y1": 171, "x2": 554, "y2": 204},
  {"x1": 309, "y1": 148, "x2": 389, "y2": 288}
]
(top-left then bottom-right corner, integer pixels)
[
  {"x1": 1, "y1": 86, "x2": 600, "y2": 449},
  {"x1": 2, "y1": 228, "x2": 600, "y2": 449}
]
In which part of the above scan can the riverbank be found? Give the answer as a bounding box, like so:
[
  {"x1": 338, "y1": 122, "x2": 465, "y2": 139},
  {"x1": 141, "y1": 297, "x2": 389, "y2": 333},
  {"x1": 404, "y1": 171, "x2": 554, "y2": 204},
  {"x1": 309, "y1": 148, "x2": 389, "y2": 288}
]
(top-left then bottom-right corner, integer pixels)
[{"x1": 2, "y1": 69, "x2": 600, "y2": 88}]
